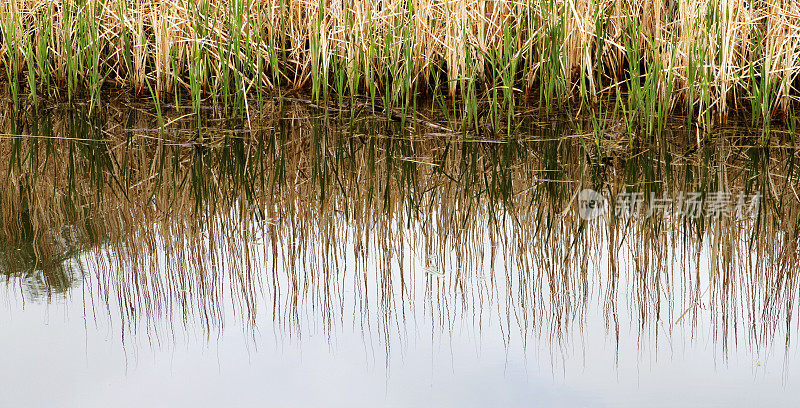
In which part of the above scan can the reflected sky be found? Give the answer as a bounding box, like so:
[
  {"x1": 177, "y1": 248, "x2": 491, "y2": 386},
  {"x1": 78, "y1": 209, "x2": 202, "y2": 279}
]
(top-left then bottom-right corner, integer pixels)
[{"x1": 2, "y1": 226, "x2": 798, "y2": 407}]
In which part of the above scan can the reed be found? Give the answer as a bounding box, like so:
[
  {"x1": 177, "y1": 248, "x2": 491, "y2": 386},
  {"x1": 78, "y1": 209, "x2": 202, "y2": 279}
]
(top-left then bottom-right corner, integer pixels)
[{"x1": 1, "y1": 0, "x2": 800, "y2": 130}]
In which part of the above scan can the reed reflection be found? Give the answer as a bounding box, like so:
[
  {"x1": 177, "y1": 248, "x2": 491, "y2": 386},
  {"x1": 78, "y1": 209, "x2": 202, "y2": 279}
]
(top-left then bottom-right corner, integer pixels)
[{"x1": 1, "y1": 101, "x2": 798, "y2": 360}]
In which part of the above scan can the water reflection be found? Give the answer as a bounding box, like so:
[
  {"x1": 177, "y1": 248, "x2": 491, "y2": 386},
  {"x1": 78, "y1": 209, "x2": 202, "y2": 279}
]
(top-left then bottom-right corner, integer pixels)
[{"x1": 1, "y1": 102, "x2": 799, "y2": 393}]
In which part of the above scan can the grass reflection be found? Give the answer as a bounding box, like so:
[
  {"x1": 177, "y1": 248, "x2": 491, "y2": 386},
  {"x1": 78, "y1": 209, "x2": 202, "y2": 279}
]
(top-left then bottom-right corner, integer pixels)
[{"x1": 1, "y1": 100, "x2": 798, "y2": 358}]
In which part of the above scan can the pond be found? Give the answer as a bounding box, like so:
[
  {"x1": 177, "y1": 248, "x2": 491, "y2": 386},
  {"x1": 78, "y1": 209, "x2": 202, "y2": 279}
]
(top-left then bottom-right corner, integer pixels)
[{"x1": 1, "y1": 100, "x2": 799, "y2": 407}]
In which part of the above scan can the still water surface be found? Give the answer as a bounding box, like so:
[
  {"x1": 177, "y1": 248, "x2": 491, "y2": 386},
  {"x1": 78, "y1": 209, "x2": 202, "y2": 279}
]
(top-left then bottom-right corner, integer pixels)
[{"x1": 1, "y1": 102, "x2": 798, "y2": 406}]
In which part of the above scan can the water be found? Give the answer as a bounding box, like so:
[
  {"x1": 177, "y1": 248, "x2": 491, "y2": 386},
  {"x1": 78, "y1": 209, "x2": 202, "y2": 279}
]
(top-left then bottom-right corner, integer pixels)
[{"x1": 1, "y1": 101, "x2": 799, "y2": 406}]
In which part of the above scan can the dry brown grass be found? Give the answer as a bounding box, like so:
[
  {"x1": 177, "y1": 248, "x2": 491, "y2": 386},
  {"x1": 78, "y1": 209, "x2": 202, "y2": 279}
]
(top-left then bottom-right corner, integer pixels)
[{"x1": 1, "y1": 0, "x2": 800, "y2": 123}]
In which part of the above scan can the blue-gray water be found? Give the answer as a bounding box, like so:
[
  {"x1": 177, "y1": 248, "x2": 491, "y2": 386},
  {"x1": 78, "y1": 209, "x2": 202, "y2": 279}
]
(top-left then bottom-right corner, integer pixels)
[{"x1": 1, "y1": 103, "x2": 798, "y2": 406}]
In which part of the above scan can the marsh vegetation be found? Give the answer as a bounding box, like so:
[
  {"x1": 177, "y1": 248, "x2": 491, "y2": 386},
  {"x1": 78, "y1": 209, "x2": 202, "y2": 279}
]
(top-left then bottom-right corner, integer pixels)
[{"x1": 2, "y1": 0, "x2": 800, "y2": 135}]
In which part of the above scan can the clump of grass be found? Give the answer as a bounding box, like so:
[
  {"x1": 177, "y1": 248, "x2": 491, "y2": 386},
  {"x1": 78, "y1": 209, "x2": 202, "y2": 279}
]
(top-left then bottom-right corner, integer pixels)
[{"x1": 1, "y1": 0, "x2": 800, "y2": 132}]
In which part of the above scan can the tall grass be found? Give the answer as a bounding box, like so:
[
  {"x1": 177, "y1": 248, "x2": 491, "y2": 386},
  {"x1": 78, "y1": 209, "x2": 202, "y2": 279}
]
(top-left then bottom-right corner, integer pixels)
[{"x1": 1, "y1": 0, "x2": 800, "y2": 129}]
